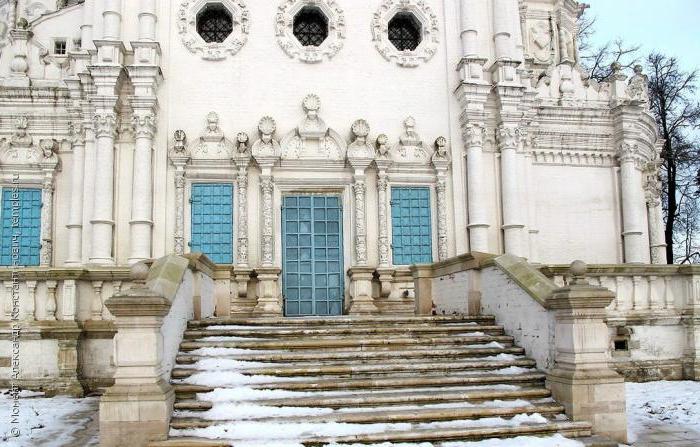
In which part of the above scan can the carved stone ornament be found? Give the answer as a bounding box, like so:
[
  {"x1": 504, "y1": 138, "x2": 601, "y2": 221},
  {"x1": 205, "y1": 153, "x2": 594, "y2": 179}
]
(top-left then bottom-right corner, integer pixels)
[
  {"x1": 0, "y1": 2, "x2": 10, "y2": 53},
  {"x1": 276, "y1": 0, "x2": 345, "y2": 63},
  {"x1": 191, "y1": 111, "x2": 235, "y2": 159},
  {"x1": 252, "y1": 116, "x2": 282, "y2": 159},
  {"x1": 280, "y1": 94, "x2": 346, "y2": 160},
  {"x1": 528, "y1": 20, "x2": 552, "y2": 65},
  {"x1": 371, "y1": 0, "x2": 440, "y2": 67},
  {"x1": 178, "y1": 0, "x2": 250, "y2": 61},
  {"x1": 627, "y1": 65, "x2": 650, "y2": 103},
  {"x1": 172, "y1": 129, "x2": 188, "y2": 155},
  {"x1": 347, "y1": 119, "x2": 375, "y2": 161},
  {"x1": 375, "y1": 134, "x2": 390, "y2": 159},
  {"x1": 0, "y1": 117, "x2": 58, "y2": 165},
  {"x1": 391, "y1": 116, "x2": 429, "y2": 163}
]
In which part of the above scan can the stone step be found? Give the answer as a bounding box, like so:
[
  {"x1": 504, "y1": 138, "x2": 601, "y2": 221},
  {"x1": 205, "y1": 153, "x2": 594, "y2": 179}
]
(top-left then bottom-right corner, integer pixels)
[
  {"x1": 170, "y1": 403, "x2": 566, "y2": 428},
  {"x1": 183, "y1": 324, "x2": 504, "y2": 339},
  {"x1": 170, "y1": 358, "x2": 536, "y2": 379},
  {"x1": 241, "y1": 386, "x2": 552, "y2": 409},
  {"x1": 179, "y1": 334, "x2": 514, "y2": 351},
  {"x1": 173, "y1": 372, "x2": 546, "y2": 392},
  {"x1": 174, "y1": 384, "x2": 215, "y2": 398},
  {"x1": 187, "y1": 315, "x2": 496, "y2": 328},
  {"x1": 148, "y1": 439, "x2": 229, "y2": 447},
  {"x1": 303, "y1": 421, "x2": 593, "y2": 445},
  {"x1": 173, "y1": 400, "x2": 213, "y2": 411},
  {"x1": 175, "y1": 346, "x2": 525, "y2": 364}
]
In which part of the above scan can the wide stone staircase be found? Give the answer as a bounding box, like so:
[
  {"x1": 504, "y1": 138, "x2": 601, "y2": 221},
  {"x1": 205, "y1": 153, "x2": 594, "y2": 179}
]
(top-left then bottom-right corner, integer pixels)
[{"x1": 151, "y1": 315, "x2": 611, "y2": 446}]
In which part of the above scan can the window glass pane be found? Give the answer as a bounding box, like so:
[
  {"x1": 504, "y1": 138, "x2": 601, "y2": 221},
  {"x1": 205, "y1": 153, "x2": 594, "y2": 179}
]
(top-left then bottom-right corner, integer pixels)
[
  {"x1": 0, "y1": 188, "x2": 42, "y2": 266},
  {"x1": 190, "y1": 183, "x2": 233, "y2": 264},
  {"x1": 391, "y1": 186, "x2": 432, "y2": 265}
]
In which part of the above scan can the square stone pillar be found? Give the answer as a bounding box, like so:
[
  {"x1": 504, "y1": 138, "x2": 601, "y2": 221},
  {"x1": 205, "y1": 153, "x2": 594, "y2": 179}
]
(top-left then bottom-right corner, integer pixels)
[
  {"x1": 253, "y1": 267, "x2": 283, "y2": 316},
  {"x1": 546, "y1": 261, "x2": 627, "y2": 443},
  {"x1": 99, "y1": 269, "x2": 174, "y2": 446},
  {"x1": 347, "y1": 266, "x2": 378, "y2": 315},
  {"x1": 410, "y1": 264, "x2": 434, "y2": 315}
]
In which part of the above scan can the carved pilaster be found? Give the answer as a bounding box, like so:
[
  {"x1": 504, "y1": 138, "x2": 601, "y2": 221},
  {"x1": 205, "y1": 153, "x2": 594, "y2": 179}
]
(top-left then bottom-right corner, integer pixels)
[
  {"x1": 377, "y1": 174, "x2": 390, "y2": 267},
  {"x1": 236, "y1": 165, "x2": 249, "y2": 267},
  {"x1": 435, "y1": 177, "x2": 448, "y2": 261},
  {"x1": 353, "y1": 178, "x2": 368, "y2": 266},
  {"x1": 174, "y1": 171, "x2": 186, "y2": 256},
  {"x1": 40, "y1": 176, "x2": 55, "y2": 267},
  {"x1": 261, "y1": 176, "x2": 275, "y2": 267}
]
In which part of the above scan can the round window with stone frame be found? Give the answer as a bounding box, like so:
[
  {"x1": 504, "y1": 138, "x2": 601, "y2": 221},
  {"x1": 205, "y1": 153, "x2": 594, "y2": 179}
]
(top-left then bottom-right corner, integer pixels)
[
  {"x1": 276, "y1": 0, "x2": 345, "y2": 63},
  {"x1": 178, "y1": 0, "x2": 250, "y2": 61},
  {"x1": 372, "y1": 0, "x2": 440, "y2": 68}
]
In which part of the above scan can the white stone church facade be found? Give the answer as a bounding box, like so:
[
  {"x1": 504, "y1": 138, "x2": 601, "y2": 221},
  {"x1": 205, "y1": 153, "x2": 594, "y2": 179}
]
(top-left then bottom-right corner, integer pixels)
[{"x1": 1, "y1": 0, "x2": 695, "y2": 396}]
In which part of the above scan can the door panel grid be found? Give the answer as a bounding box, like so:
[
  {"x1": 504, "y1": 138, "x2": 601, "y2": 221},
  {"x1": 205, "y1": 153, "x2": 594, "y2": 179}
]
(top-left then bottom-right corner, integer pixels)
[
  {"x1": 283, "y1": 195, "x2": 344, "y2": 316},
  {"x1": 190, "y1": 183, "x2": 234, "y2": 265},
  {"x1": 391, "y1": 186, "x2": 433, "y2": 265},
  {"x1": 0, "y1": 188, "x2": 41, "y2": 266}
]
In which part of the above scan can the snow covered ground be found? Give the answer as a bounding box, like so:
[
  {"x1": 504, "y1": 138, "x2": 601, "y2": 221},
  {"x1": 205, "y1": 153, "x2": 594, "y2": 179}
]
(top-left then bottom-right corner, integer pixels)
[
  {"x1": 0, "y1": 390, "x2": 99, "y2": 447},
  {"x1": 626, "y1": 380, "x2": 700, "y2": 444},
  {"x1": 1, "y1": 380, "x2": 699, "y2": 446}
]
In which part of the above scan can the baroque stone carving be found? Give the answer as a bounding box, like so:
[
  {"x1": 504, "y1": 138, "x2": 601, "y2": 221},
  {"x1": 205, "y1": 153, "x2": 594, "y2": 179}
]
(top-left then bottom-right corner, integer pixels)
[
  {"x1": 260, "y1": 176, "x2": 275, "y2": 266},
  {"x1": 353, "y1": 179, "x2": 368, "y2": 266},
  {"x1": 132, "y1": 113, "x2": 157, "y2": 139},
  {"x1": 392, "y1": 116, "x2": 428, "y2": 163},
  {"x1": 529, "y1": 20, "x2": 552, "y2": 65},
  {"x1": 93, "y1": 113, "x2": 118, "y2": 139},
  {"x1": 237, "y1": 165, "x2": 249, "y2": 267},
  {"x1": 1, "y1": 117, "x2": 57, "y2": 165},
  {"x1": 178, "y1": 0, "x2": 250, "y2": 61},
  {"x1": 0, "y1": 1, "x2": 10, "y2": 54},
  {"x1": 192, "y1": 112, "x2": 235, "y2": 159},
  {"x1": 372, "y1": 0, "x2": 439, "y2": 67},
  {"x1": 174, "y1": 170, "x2": 186, "y2": 255},
  {"x1": 276, "y1": 0, "x2": 345, "y2": 63},
  {"x1": 252, "y1": 116, "x2": 282, "y2": 159},
  {"x1": 347, "y1": 119, "x2": 375, "y2": 161},
  {"x1": 375, "y1": 134, "x2": 390, "y2": 159},
  {"x1": 628, "y1": 65, "x2": 650, "y2": 103},
  {"x1": 435, "y1": 177, "x2": 448, "y2": 261},
  {"x1": 280, "y1": 95, "x2": 346, "y2": 160},
  {"x1": 377, "y1": 174, "x2": 390, "y2": 267},
  {"x1": 496, "y1": 125, "x2": 520, "y2": 152},
  {"x1": 172, "y1": 129, "x2": 188, "y2": 155}
]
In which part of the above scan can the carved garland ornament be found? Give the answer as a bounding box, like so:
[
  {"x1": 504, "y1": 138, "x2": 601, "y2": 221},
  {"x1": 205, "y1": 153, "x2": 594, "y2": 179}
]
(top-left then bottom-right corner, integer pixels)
[
  {"x1": 178, "y1": 0, "x2": 250, "y2": 61},
  {"x1": 276, "y1": 0, "x2": 345, "y2": 63},
  {"x1": 371, "y1": 0, "x2": 440, "y2": 67}
]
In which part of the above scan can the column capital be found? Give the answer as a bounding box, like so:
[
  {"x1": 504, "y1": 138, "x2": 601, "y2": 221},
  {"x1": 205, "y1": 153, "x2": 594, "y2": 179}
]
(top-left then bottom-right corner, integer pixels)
[
  {"x1": 496, "y1": 124, "x2": 520, "y2": 151},
  {"x1": 132, "y1": 113, "x2": 157, "y2": 139},
  {"x1": 93, "y1": 113, "x2": 118, "y2": 138}
]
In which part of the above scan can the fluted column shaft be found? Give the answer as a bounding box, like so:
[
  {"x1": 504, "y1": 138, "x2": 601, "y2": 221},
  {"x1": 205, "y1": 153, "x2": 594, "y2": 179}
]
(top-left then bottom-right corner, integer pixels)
[
  {"x1": 465, "y1": 123, "x2": 489, "y2": 252},
  {"x1": 129, "y1": 113, "x2": 156, "y2": 263},
  {"x1": 66, "y1": 124, "x2": 86, "y2": 265}
]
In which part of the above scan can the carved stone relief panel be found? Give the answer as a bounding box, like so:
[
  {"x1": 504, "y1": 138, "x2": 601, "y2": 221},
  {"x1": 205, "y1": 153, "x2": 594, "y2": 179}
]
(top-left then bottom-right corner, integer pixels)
[{"x1": 280, "y1": 94, "x2": 346, "y2": 160}]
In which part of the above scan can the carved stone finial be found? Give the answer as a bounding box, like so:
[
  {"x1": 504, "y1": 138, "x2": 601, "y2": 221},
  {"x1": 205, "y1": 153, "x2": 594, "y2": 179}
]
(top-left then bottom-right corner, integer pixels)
[
  {"x1": 627, "y1": 64, "x2": 649, "y2": 103},
  {"x1": 236, "y1": 132, "x2": 250, "y2": 154},
  {"x1": 258, "y1": 116, "x2": 276, "y2": 137},
  {"x1": 376, "y1": 134, "x2": 390, "y2": 158},
  {"x1": 130, "y1": 261, "x2": 149, "y2": 283},
  {"x1": 569, "y1": 260, "x2": 588, "y2": 285},
  {"x1": 17, "y1": 18, "x2": 29, "y2": 30},
  {"x1": 11, "y1": 115, "x2": 32, "y2": 147},
  {"x1": 302, "y1": 94, "x2": 321, "y2": 115},
  {"x1": 351, "y1": 119, "x2": 370, "y2": 141},
  {"x1": 173, "y1": 129, "x2": 187, "y2": 153}
]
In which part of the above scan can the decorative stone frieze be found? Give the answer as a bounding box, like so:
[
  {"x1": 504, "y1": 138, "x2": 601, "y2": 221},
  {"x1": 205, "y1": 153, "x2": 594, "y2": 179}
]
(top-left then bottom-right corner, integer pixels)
[
  {"x1": 276, "y1": 0, "x2": 345, "y2": 63},
  {"x1": 372, "y1": 0, "x2": 440, "y2": 67},
  {"x1": 178, "y1": 0, "x2": 250, "y2": 61},
  {"x1": 280, "y1": 95, "x2": 346, "y2": 161}
]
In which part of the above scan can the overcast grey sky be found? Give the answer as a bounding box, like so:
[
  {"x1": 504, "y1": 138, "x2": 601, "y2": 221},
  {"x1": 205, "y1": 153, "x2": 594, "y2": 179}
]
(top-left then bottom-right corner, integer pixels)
[{"x1": 584, "y1": 0, "x2": 700, "y2": 72}]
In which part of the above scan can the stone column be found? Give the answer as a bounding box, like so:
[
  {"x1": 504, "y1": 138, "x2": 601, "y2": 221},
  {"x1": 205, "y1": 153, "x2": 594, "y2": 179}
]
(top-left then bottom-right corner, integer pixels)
[
  {"x1": 100, "y1": 265, "x2": 175, "y2": 446},
  {"x1": 90, "y1": 112, "x2": 118, "y2": 264},
  {"x1": 352, "y1": 178, "x2": 368, "y2": 266},
  {"x1": 234, "y1": 159, "x2": 250, "y2": 268},
  {"x1": 40, "y1": 172, "x2": 55, "y2": 267},
  {"x1": 80, "y1": 0, "x2": 94, "y2": 49},
  {"x1": 128, "y1": 112, "x2": 156, "y2": 263},
  {"x1": 66, "y1": 124, "x2": 86, "y2": 266},
  {"x1": 169, "y1": 139, "x2": 189, "y2": 256},
  {"x1": 465, "y1": 123, "x2": 489, "y2": 252},
  {"x1": 375, "y1": 154, "x2": 394, "y2": 299},
  {"x1": 491, "y1": 0, "x2": 520, "y2": 83},
  {"x1": 498, "y1": 125, "x2": 526, "y2": 257},
  {"x1": 644, "y1": 163, "x2": 667, "y2": 264},
  {"x1": 618, "y1": 143, "x2": 647, "y2": 263},
  {"x1": 432, "y1": 137, "x2": 451, "y2": 262},
  {"x1": 547, "y1": 261, "x2": 627, "y2": 443},
  {"x1": 253, "y1": 174, "x2": 282, "y2": 315}
]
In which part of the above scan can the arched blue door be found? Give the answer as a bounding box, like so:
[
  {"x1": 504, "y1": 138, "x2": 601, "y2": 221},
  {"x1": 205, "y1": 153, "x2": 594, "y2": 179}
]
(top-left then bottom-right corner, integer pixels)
[{"x1": 282, "y1": 195, "x2": 344, "y2": 316}]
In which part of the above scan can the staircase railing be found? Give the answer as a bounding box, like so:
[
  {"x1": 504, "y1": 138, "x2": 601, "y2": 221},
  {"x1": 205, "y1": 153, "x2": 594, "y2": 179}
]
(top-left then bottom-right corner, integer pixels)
[{"x1": 99, "y1": 254, "x2": 215, "y2": 447}]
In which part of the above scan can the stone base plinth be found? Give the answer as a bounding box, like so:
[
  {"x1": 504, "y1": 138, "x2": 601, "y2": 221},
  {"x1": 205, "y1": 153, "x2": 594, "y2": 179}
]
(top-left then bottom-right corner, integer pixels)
[
  {"x1": 547, "y1": 368, "x2": 627, "y2": 443},
  {"x1": 99, "y1": 382, "x2": 175, "y2": 447},
  {"x1": 253, "y1": 267, "x2": 282, "y2": 316},
  {"x1": 348, "y1": 267, "x2": 378, "y2": 315}
]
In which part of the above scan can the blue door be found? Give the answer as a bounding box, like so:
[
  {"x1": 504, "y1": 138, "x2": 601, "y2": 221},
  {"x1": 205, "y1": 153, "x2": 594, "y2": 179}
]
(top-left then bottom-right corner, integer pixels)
[
  {"x1": 283, "y1": 195, "x2": 344, "y2": 316},
  {"x1": 391, "y1": 186, "x2": 433, "y2": 265},
  {"x1": 190, "y1": 183, "x2": 233, "y2": 264},
  {"x1": 0, "y1": 188, "x2": 42, "y2": 266}
]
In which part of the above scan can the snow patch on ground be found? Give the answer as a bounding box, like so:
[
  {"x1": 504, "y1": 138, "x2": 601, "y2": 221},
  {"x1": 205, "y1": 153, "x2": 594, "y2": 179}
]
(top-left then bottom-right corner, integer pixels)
[
  {"x1": 626, "y1": 380, "x2": 700, "y2": 443},
  {"x1": 0, "y1": 390, "x2": 98, "y2": 447}
]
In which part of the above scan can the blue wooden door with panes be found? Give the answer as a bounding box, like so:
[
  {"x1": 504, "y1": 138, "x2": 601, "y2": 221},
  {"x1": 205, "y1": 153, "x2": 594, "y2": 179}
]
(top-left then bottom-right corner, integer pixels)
[
  {"x1": 190, "y1": 184, "x2": 233, "y2": 264},
  {"x1": 282, "y1": 195, "x2": 344, "y2": 316},
  {"x1": 0, "y1": 188, "x2": 42, "y2": 266},
  {"x1": 391, "y1": 187, "x2": 433, "y2": 265}
]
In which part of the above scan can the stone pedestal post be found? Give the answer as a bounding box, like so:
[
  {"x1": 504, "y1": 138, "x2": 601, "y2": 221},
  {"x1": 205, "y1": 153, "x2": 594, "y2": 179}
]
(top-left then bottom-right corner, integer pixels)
[
  {"x1": 100, "y1": 266, "x2": 175, "y2": 446},
  {"x1": 410, "y1": 264, "x2": 434, "y2": 315},
  {"x1": 683, "y1": 273, "x2": 700, "y2": 380},
  {"x1": 254, "y1": 267, "x2": 282, "y2": 316},
  {"x1": 546, "y1": 261, "x2": 627, "y2": 443},
  {"x1": 347, "y1": 267, "x2": 377, "y2": 315}
]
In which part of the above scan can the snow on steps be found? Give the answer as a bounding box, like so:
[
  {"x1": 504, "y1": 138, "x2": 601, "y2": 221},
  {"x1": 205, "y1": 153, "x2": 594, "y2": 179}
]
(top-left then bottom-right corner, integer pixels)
[{"x1": 152, "y1": 316, "x2": 600, "y2": 446}]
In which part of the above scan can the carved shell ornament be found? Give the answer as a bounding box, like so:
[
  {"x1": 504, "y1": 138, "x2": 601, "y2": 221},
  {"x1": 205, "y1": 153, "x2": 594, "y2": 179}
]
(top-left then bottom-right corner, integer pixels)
[{"x1": 178, "y1": 0, "x2": 250, "y2": 61}]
